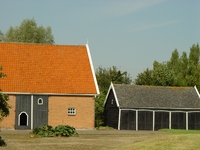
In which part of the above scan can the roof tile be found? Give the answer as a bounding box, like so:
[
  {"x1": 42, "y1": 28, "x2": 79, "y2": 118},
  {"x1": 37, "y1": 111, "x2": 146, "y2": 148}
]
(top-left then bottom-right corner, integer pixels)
[
  {"x1": 113, "y1": 84, "x2": 200, "y2": 109},
  {"x1": 0, "y1": 43, "x2": 97, "y2": 94}
]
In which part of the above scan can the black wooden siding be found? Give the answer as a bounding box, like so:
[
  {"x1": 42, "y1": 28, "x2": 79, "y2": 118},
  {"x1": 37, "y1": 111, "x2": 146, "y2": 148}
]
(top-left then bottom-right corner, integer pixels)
[
  {"x1": 104, "y1": 89, "x2": 119, "y2": 129},
  {"x1": 188, "y1": 112, "x2": 200, "y2": 130},
  {"x1": 15, "y1": 95, "x2": 31, "y2": 129},
  {"x1": 138, "y1": 111, "x2": 153, "y2": 130},
  {"x1": 15, "y1": 95, "x2": 48, "y2": 129},
  {"x1": 33, "y1": 95, "x2": 48, "y2": 129},
  {"x1": 155, "y1": 112, "x2": 169, "y2": 130},
  {"x1": 171, "y1": 112, "x2": 186, "y2": 129},
  {"x1": 120, "y1": 110, "x2": 136, "y2": 130}
]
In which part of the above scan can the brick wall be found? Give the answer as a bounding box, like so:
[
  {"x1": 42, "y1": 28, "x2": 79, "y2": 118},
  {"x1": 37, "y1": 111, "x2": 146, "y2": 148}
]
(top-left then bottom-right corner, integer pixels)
[
  {"x1": 0, "y1": 95, "x2": 16, "y2": 129},
  {"x1": 48, "y1": 96, "x2": 95, "y2": 129},
  {"x1": 0, "y1": 95, "x2": 95, "y2": 129}
]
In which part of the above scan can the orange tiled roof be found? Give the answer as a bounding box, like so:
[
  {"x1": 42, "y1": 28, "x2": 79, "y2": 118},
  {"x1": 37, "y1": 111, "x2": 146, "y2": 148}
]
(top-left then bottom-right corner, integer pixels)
[{"x1": 0, "y1": 43, "x2": 97, "y2": 94}]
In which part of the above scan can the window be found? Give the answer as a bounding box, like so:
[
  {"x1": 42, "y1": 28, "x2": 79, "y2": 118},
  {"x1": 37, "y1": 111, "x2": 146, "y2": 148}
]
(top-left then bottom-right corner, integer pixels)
[
  {"x1": 68, "y1": 108, "x2": 76, "y2": 115},
  {"x1": 38, "y1": 98, "x2": 43, "y2": 105},
  {"x1": 111, "y1": 99, "x2": 114, "y2": 105}
]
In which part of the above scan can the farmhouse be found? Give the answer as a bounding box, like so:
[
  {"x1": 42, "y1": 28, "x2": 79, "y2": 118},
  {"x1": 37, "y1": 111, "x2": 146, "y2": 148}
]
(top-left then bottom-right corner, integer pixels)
[
  {"x1": 0, "y1": 42, "x2": 99, "y2": 130},
  {"x1": 104, "y1": 83, "x2": 200, "y2": 130}
]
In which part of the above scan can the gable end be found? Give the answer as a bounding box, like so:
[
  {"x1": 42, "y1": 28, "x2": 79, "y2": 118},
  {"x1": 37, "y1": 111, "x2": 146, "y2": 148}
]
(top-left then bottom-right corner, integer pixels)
[{"x1": 104, "y1": 82, "x2": 119, "y2": 107}]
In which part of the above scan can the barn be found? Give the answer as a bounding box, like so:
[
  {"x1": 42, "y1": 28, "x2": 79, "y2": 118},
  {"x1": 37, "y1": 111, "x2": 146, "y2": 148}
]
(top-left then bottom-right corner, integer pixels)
[
  {"x1": 0, "y1": 42, "x2": 99, "y2": 130},
  {"x1": 104, "y1": 83, "x2": 200, "y2": 130}
]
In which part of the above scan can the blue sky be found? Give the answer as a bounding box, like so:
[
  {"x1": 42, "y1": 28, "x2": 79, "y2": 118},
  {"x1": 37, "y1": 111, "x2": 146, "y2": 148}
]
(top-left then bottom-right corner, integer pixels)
[{"x1": 0, "y1": 0, "x2": 200, "y2": 81}]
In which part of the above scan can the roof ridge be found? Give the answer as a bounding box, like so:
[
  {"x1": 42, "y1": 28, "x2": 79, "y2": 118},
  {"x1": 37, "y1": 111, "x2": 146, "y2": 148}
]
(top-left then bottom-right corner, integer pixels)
[
  {"x1": 114, "y1": 84, "x2": 193, "y2": 89},
  {"x1": 0, "y1": 42, "x2": 85, "y2": 47}
]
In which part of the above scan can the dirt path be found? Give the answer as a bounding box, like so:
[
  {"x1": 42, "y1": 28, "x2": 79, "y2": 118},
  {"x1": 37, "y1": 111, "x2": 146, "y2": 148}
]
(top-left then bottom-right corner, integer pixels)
[{"x1": 0, "y1": 128, "x2": 166, "y2": 135}]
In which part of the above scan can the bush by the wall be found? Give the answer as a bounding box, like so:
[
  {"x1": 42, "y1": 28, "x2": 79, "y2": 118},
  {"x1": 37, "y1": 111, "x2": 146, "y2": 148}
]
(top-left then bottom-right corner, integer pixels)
[
  {"x1": 55, "y1": 125, "x2": 78, "y2": 137},
  {"x1": 31, "y1": 125, "x2": 55, "y2": 137},
  {"x1": 0, "y1": 136, "x2": 6, "y2": 146},
  {"x1": 30, "y1": 125, "x2": 79, "y2": 137}
]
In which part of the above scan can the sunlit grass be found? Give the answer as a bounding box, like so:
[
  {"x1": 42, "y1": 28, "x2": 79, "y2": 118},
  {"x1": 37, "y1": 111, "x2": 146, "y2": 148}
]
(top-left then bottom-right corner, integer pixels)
[
  {"x1": 113, "y1": 134, "x2": 200, "y2": 150},
  {"x1": 112, "y1": 129, "x2": 200, "y2": 150},
  {"x1": 95, "y1": 126, "x2": 115, "y2": 130},
  {"x1": 159, "y1": 128, "x2": 200, "y2": 134}
]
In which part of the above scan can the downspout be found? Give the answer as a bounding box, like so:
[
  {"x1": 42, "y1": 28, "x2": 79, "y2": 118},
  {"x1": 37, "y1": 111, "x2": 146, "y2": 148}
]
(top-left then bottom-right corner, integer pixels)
[
  {"x1": 94, "y1": 96, "x2": 96, "y2": 129},
  {"x1": 136, "y1": 110, "x2": 138, "y2": 131},
  {"x1": 118, "y1": 108, "x2": 121, "y2": 130},
  {"x1": 31, "y1": 95, "x2": 33, "y2": 130}
]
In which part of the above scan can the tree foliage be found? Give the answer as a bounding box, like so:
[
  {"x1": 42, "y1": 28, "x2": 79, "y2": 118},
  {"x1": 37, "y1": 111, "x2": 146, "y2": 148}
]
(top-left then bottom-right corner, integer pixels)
[
  {"x1": 134, "y1": 43, "x2": 200, "y2": 90},
  {"x1": 96, "y1": 66, "x2": 132, "y2": 95},
  {"x1": 0, "y1": 66, "x2": 10, "y2": 121},
  {"x1": 0, "y1": 18, "x2": 54, "y2": 44},
  {"x1": 0, "y1": 66, "x2": 9, "y2": 147},
  {"x1": 0, "y1": 31, "x2": 4, "y2": 42},
  {"x1": 95, "y1": 66, "x2": 132, "y2": 127}
]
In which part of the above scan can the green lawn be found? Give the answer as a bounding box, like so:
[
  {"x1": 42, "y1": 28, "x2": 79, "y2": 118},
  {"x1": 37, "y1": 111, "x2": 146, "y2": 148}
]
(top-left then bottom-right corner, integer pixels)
[
  {"x1": 112, "y1": 129, "x2": 200, "y2": 150},
  {"x1": 95, "y1": 126, "x2": 115, "y2": 130},
  {"x1": 0, "y1": 132, "x2": 164, "y2": 150},
  {"x1": 1, "y1": 129, "x2": 200, "y2": 149},
  {"x1": 159, "y1": 128, "x2": 200, "y2": 134}
]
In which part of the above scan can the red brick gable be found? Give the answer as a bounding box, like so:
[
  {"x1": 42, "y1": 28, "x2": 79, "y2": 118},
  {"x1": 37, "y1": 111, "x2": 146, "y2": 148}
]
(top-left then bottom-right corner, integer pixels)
[{"x1": 0, "y1": 43, "x2": 98, "y2": 94}]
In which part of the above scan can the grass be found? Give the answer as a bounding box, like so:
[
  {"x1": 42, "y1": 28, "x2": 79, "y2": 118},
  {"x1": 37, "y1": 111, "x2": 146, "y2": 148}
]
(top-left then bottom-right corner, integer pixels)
[
  {"x1": 95, "y1": 126, "x2": 115, "y2": 130},
  {"x1": 112, "y1": 129, "x2": 200, "y2": 150},
  {"x1": 0, "y1": 132, "x2": 159, "y2": 150},
  {"x1": 2, "y1": 129, "x2": 200, "y2": 149},
  {"x1": 159, "y1": 128, "x2": 200, "y2": 134},
  {"x1": 114, "y1": 134, "x2": 200, "y2": 150}
]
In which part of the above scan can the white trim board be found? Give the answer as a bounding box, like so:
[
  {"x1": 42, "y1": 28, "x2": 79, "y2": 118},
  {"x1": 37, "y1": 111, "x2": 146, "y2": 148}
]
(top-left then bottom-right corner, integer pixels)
[
  {"x1": 194, "y1": 85, "x2": 200, "y2": 99},
  {"x1": 2, "y1": 92, "x2": 98, "y2": 96},
  {"x1": 86, "y1": 44, "x2": 100, "y2": 95},
  {"x1": 104, "y1": 83, "x2": 113, "y2": 107},
  {"x1": 119, "y1": 107, "x2": 200, "y2": 110},
  {"x1": 120, "y1": 108, "x2": 200, "y2": 112},
  {"x1": 31, "y1": 95, "x2": 33, "y2": 130}
]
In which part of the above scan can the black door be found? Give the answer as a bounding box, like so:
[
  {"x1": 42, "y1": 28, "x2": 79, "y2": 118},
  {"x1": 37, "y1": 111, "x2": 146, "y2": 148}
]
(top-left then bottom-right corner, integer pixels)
[
  {"x1": 15, "y1": 95, "x2": 48, "y2": 129},
  {"x1": 15, "y1": 95, "x2": 31, "y2": 129},
  {"x1": 33, "y1": 95, "x2": 48, "y2": 129}
]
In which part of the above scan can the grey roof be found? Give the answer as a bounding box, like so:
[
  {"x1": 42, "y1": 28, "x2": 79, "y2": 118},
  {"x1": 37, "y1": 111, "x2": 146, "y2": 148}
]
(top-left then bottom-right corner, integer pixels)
[{"x1": 113, "y1": 84, "x2": 200, "y2": 109}]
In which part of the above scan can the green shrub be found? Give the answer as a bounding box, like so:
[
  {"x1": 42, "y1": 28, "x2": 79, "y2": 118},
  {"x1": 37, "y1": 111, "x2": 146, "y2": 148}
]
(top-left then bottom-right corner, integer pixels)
[
  {"x1": 55, "y1": 125, "x2": 78, "y2": 137},
  {"x1": 30, "y1": 125, "x2": 79, "y2": 137},
  {"x1": 0, "y1": 136, "x2": 7, "y2": 146},
  {"x1": 31, "y1": 125, "x2": 55, "y2": 137}
]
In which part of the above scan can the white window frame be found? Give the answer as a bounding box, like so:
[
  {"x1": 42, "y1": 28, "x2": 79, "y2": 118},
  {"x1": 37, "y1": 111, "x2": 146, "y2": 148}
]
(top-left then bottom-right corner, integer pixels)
[
  {"x1": 38, "y1": 98, "x2": 43, "y2": 105},
  {"x1": 68, "y1": 108, "x2": 76, "y2": 115}
]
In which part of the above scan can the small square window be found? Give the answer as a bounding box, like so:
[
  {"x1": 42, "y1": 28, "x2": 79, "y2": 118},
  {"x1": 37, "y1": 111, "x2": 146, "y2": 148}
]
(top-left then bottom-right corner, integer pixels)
[
  {"x1": 38, "y1": 98, "x2": 43, "y2": 105},
  {"x1": 68, "y1": 108, "x2": 76, "y2": 115}
]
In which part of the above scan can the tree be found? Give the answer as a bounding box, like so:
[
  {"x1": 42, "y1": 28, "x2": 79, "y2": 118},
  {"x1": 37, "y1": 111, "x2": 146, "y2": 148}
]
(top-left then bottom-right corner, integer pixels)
[
  {"x1": 96, "y1": 66, "x2": 132, "y2": 95},
  {"x1": 152, "y1": 61, "x2": 175, "y2": 86},
  {"x1": 0, "y1": 66, "x2": 10, "y2": 146},
  {"x1": 0, "y1": 31, "x2": 4, "y2": 42},
  {"x1": 95, "y1": 66, "x2": 132, "y2": 127},
  {"x1": 0, "y1": 66, "x2": 9, "y2": 122},
  {"x1": 134, "y1": 68, "x2": 153, "y2": 85},
  {"x1": 186, "y1": 44, "x2": 200, "y2": 88},
  {"x1": 95, "y1": 92, "x2": 105, "y2": 128},
  {"x1": 1, "y1": 18, "x2": 54, "y2": 44},
  {"x1": 134, "y1": 43, "x2": 200, "y2": 90}
]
